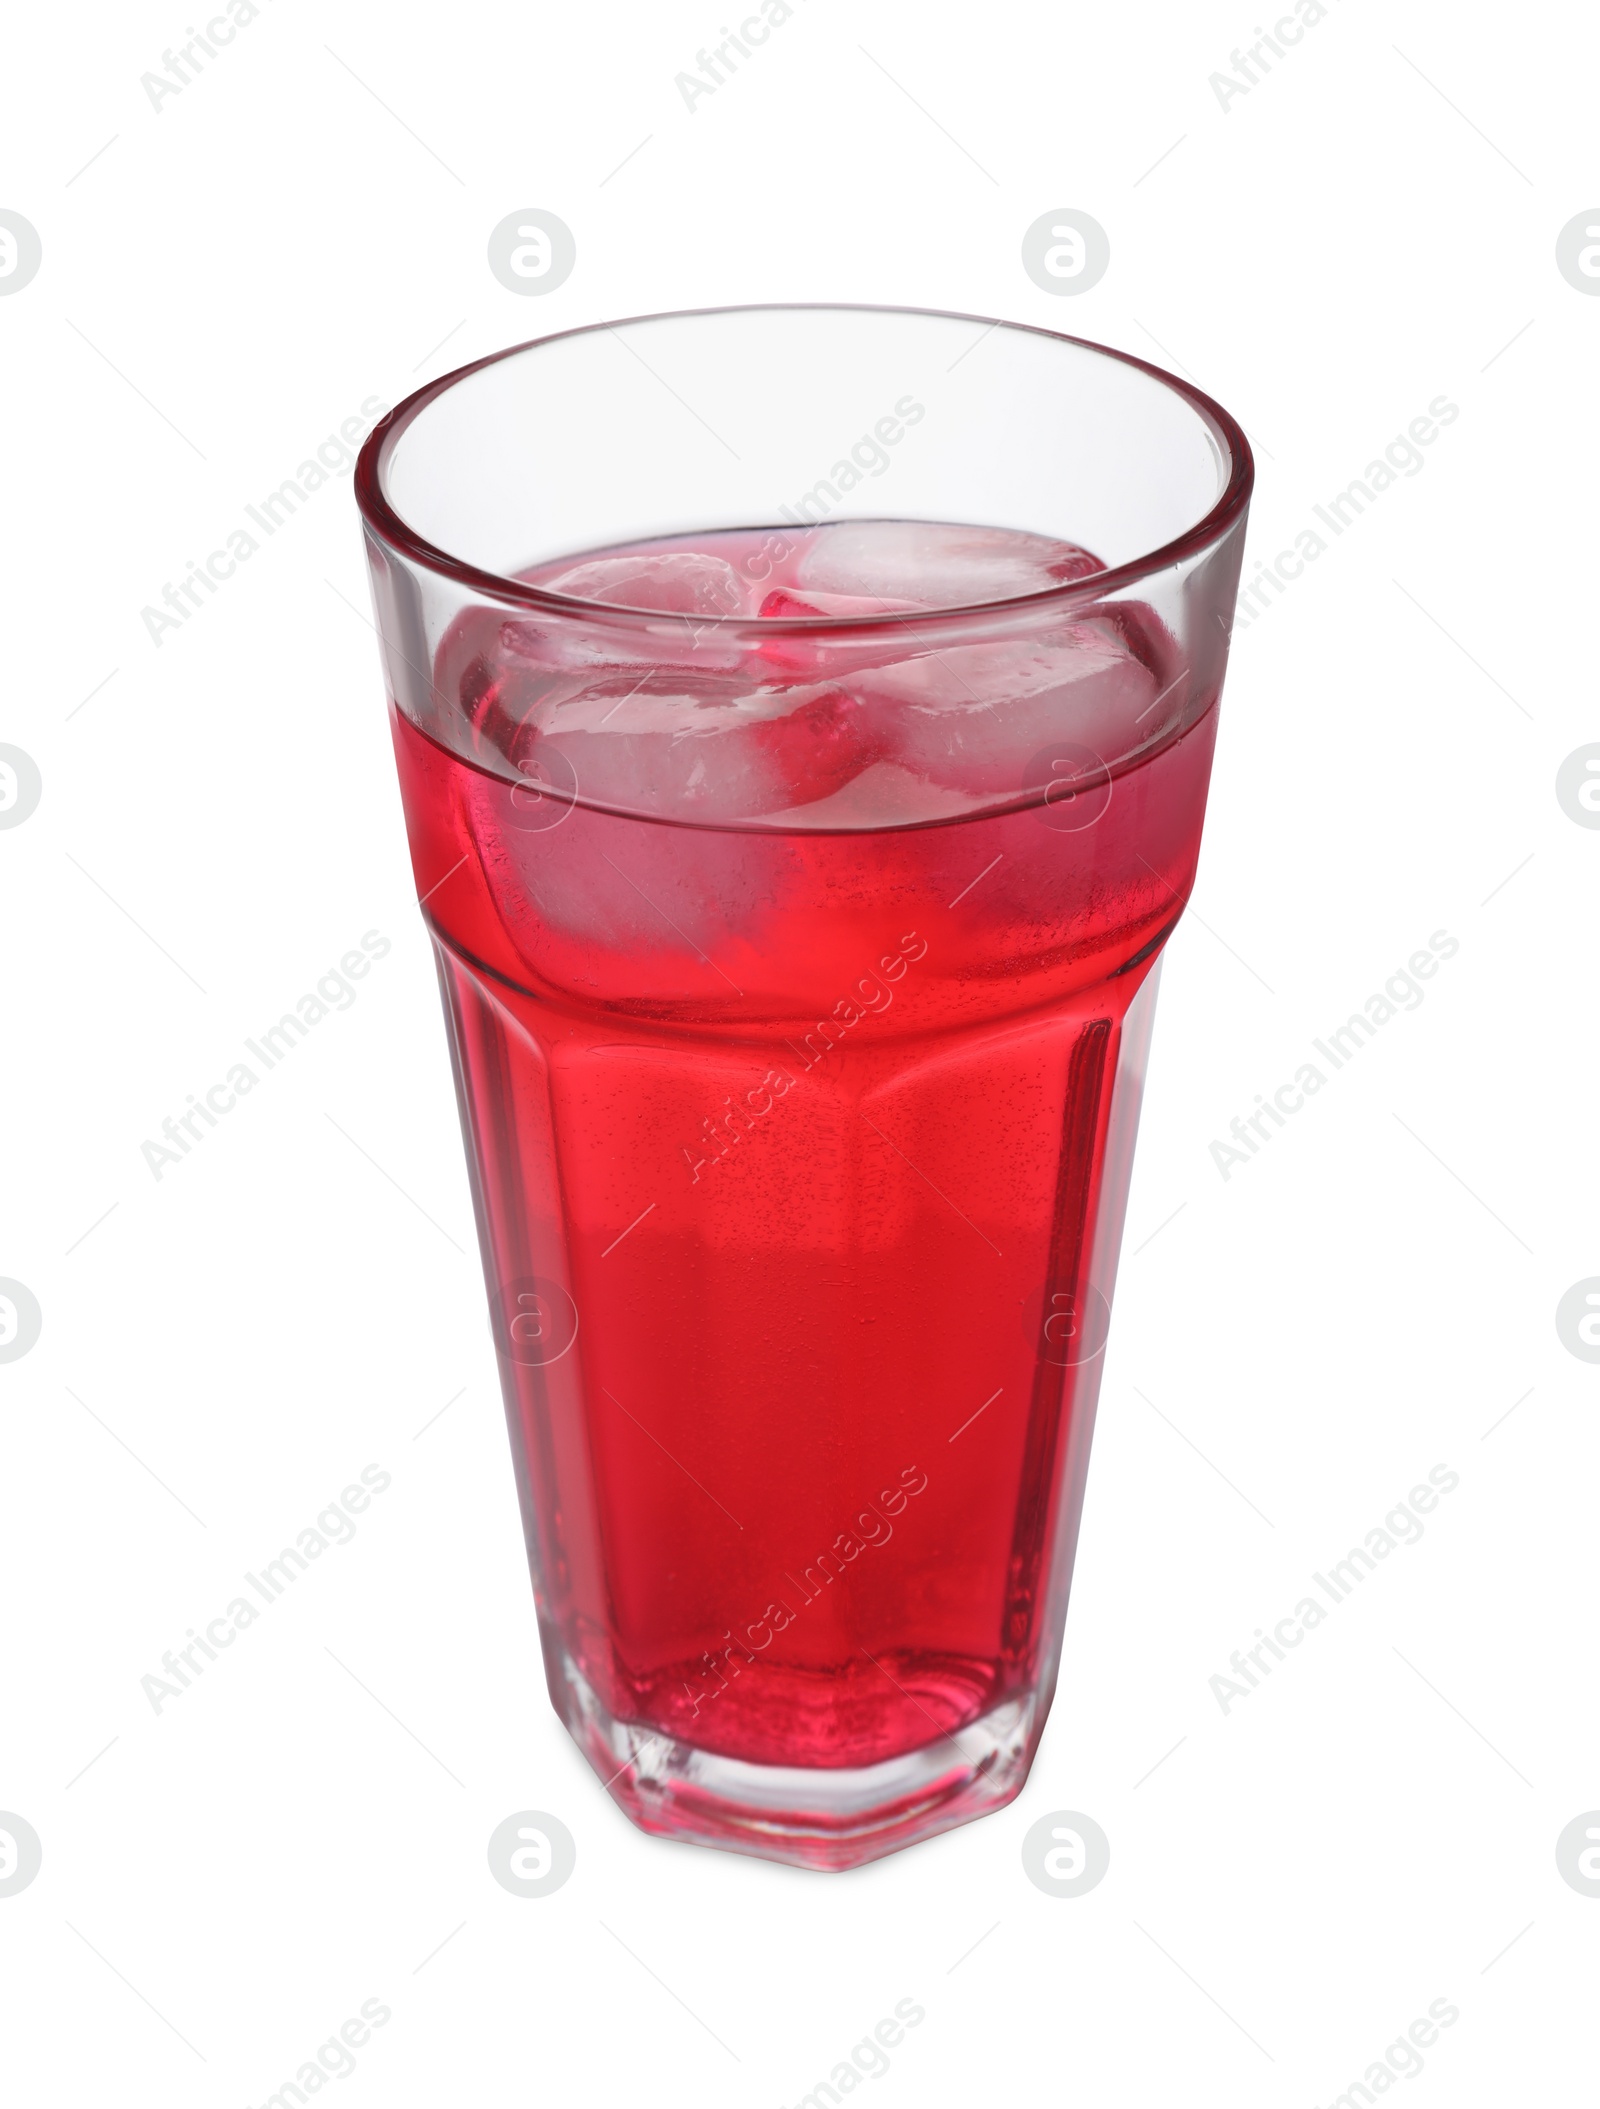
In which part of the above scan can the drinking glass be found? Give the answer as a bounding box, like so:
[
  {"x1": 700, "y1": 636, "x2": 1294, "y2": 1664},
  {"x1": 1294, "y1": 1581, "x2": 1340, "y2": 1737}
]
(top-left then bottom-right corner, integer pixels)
[{"x1": 355, "y1": 304, "x2": 1251, "y2": 1868}]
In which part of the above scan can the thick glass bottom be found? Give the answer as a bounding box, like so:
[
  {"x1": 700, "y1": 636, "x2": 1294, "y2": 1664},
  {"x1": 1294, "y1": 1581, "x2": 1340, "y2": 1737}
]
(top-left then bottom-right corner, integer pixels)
[{"x1": 557, "y1": 1653, "x2": 1040, "y2": 1870}]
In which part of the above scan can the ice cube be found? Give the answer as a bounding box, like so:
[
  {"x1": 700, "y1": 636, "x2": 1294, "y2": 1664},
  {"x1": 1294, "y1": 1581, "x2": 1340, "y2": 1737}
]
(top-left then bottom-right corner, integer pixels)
[
  {"x1": 793, "y1": 521, "x2": 1105, "y2": 609},
  {"x1": 750, "y1": 586, "x2": 932, "y2": 682},
  {"x1": 764, "y1": 756, "x2": 980, "y2": 828},
  {"x1": 539, "y1": 549, "x2": 753, "y2": 619},
  {"x1": 495, "y1": 612, "x2": 751, "y2": 679},
  {"x1": 428, "y1": 604, "x2": 571, "y2": 767},
  {"x1": 852, "y1": 619, "x2": 1155, "y2": 797},
  {"x1": 525, "y1": 670, "x2": 879, "y2": 821}
]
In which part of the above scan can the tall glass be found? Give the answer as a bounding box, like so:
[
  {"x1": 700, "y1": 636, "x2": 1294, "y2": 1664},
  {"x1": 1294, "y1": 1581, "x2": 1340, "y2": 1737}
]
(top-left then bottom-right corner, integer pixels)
[{"x1": 355, "y1": 306, "x2": 1251, "y2": 1869}]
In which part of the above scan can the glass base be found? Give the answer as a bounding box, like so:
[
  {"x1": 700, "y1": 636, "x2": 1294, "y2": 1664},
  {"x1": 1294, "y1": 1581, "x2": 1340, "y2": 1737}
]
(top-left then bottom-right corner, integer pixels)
[{"x1": 558, "y1": 1655, "x2": 1039, "y2": 1871}]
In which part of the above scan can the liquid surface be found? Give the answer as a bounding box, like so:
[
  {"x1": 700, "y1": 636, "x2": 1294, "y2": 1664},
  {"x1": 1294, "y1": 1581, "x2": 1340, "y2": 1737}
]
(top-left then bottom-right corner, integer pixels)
[
  {"x1": 391, "y1": 520, "x2": 1217, "y2": 1770},
  {"x1": 423, "y1": 521, "x2": 1187, "y2": 831}
]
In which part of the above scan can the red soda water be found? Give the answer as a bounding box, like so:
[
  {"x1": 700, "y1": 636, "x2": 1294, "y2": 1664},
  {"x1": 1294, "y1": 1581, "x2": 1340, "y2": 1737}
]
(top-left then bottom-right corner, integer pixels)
[{"x1": 385, "y1": 521, "x2": 1217, "y2": 1858}]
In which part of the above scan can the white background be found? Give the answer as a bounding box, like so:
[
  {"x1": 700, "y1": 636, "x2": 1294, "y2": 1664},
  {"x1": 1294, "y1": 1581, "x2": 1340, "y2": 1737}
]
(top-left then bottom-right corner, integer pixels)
[{"x1": 2, "y1": 0, "x2": 1597, "y2": 2101}]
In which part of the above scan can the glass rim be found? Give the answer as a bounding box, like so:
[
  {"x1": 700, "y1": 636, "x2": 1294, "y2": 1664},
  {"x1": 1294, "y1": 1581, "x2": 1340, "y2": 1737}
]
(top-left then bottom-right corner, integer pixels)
[{"x1": 355, "y1": 300, "x2": 1254, "y2": 631}]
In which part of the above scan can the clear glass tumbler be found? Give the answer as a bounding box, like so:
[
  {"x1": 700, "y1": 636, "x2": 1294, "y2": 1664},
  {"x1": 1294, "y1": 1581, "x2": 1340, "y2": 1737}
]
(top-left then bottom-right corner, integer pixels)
[{"x1": 355, "y1": 305, "x2": 1251, "y2": 1869}]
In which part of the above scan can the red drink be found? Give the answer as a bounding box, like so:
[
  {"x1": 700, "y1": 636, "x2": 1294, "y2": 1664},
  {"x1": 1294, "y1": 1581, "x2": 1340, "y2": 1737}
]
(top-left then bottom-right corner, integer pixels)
[{"x1": 385, "y1": 520, "x2": 1219, "y2": 1861}]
